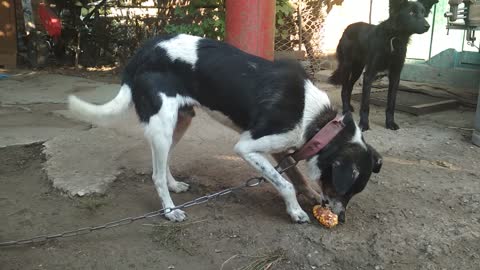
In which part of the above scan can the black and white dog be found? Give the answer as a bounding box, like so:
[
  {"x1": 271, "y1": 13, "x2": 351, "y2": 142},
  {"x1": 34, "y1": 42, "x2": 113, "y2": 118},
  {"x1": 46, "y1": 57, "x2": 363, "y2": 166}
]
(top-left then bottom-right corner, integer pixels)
[{"x1": 69, "y1": 34, "x2": 382, "y2": 223}]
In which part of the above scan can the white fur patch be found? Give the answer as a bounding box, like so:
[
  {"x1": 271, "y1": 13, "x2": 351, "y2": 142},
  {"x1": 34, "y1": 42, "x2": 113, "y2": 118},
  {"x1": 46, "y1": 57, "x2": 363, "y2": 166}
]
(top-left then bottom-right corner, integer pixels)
[
  {"x1": 234, "y1": 131, "x2": 309, "y2": 222},
  {"x1": 301, "y1": 80, "x2": 331, "y2": 136},
  {"x1": 351, "y1": 121, "x2": 367, "y2": 149},
  {"x1": 174, "y1": 94, "x2": 198, "y2": 107},
  {"x1": 248, "y1": 61, "x2": 258, "y2": 69},
  {"x1": 157, "y1": 34, "x2": 201, "y2": 67},
  {"x1": 235, "y1": 127, "x2": 303, "y2": 155},
  {"x1": 307, "y1": 156, "x2": 322, "y2": 181}
]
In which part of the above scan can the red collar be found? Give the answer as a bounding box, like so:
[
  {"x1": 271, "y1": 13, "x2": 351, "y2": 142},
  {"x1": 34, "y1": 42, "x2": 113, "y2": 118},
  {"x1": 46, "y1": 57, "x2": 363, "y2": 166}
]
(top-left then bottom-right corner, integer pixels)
[{"x1": 291, "y1": 115, "x2": 345, "y2": 161}]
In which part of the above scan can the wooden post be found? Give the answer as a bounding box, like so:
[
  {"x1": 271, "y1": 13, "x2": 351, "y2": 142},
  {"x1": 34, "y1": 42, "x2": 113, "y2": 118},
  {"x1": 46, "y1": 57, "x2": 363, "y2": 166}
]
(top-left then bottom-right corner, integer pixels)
[{"x1": 225, "y1": 0, "x2": 276, "y2": 60}]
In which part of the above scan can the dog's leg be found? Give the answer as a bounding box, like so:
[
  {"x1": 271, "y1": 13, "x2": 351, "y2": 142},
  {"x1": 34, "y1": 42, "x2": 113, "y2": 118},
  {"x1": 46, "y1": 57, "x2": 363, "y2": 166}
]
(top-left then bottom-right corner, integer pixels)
[
  {"x1": 166, "y1": 109, "x2": 193, "y2": 193},
  {"x1": 145, "y1": 95, "x2": 186, "y2": 222},
  {"x1": 340, "y1": 66, "x2": 354, "y2": 114},
  {"x1": 234, "y1": 133, "x2": 310, "y2": 223},
  {"x1": 359, "y1": 67, "x2": 377, "y2": 131},
  {"x1": 385, "y1": 68, "x2": 401, "y2": 130},
  {"x1": 271, "y1": 152, "x2": 324, "y2": 204},
  {"x1": 342, "y1": 62, "x2": 364, "y2": 113}
]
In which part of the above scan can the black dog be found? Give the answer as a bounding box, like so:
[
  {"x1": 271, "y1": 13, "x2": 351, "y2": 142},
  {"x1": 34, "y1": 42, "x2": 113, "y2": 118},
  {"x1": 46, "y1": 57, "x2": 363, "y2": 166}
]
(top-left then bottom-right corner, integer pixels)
[{"x1": 329, "y1": 0, "x2": 438, "y2": 131}]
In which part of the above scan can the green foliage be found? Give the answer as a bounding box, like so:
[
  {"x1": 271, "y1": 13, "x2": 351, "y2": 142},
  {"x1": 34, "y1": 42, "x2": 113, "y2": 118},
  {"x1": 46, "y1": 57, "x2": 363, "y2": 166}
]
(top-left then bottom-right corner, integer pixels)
[
  {"x1": 164, "y1": 1, "x2": 225, "y2": 40},
  {"x1": 275, "y1": 0, "x2": 295, "y2": 39}
]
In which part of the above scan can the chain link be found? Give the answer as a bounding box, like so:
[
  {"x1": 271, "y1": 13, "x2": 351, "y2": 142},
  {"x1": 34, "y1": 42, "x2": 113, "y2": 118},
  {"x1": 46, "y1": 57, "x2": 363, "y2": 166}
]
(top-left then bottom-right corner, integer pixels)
[{"x1": 0, "y1": 156, "x2": 297, "y2": 248}]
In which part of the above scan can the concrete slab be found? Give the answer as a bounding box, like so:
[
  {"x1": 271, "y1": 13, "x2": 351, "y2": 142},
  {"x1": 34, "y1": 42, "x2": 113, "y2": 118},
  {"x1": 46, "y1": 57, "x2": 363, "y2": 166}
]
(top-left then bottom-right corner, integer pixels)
[
  {"x1": 43, "y1": 128, "x2": 145, "y2": 196},
  {"x1": 0, "y1": 103, "x2": 89, "y2": 148},
  {"x1": 0, "y1": 72, "x2": 119, "y2": 105},
  {"x1": 0, "y1": 72, "x2": 116, "y2": 148}
]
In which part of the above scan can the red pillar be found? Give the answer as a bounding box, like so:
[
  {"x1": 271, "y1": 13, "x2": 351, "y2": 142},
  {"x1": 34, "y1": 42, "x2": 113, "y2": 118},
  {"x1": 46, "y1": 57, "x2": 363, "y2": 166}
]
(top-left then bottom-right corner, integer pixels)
[{"x1": 225, "y1": 0, "x2": 276, "y2": 60}]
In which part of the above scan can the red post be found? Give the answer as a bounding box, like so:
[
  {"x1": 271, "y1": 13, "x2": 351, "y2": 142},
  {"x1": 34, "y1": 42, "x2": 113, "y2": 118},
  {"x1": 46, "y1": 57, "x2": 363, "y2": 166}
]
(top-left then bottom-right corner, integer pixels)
[{"x1": 225, "y1": 0, "x2": 276, "y2": 60}]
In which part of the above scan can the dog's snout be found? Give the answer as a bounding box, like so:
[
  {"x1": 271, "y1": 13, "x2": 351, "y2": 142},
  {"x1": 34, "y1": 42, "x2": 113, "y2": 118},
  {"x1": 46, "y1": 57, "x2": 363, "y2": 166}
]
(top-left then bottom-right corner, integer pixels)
[
  {"x1": 338, "y1": 211, "x2": 346, "y2": 223},
  {"x1": 424, "y1": 22, "x2": 430, "y2": 31}
]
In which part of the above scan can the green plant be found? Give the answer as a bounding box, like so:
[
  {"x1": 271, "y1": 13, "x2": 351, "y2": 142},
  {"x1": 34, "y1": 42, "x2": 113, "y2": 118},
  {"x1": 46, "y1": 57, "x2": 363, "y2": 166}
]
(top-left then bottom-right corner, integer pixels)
[
  {"x1": 164, "y1": 0, "x2": 225, "y2": 40},
  {"x1": 276, "y1": 0, "x2": 296, "y2": 39}
]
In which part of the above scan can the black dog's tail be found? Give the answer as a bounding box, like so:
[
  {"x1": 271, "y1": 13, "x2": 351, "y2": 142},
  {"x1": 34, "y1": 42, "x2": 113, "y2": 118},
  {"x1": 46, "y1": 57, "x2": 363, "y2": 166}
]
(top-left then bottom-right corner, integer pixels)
[
  {"x1": 328, "y1": 37, "x2": 346, "y2": 86},
  {"x1": 328, "y1": 68, "x2": 343, "y2": 85}
]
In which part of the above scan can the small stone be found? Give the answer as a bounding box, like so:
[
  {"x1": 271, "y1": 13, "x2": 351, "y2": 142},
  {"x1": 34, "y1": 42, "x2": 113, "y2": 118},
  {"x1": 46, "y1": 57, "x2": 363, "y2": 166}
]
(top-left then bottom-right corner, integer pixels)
[
  {"x1": 375, "y1": 266, "x2": 381, "y2": 270},
  {"x1": 426, "y1": 245, "x2": 433, "y2": 254},
  {"x1": 215, "y1": 249, "x2": 222, "y2": 253},
  {"x1": 77, "y1": 191, "x2": 85, "y2": 197},
  {"x1": 168, "y1": 266, "x2": 175, "y2": 269},
  {"x1": 375, "y1": 214, "x2": 380, "y2": 219}
]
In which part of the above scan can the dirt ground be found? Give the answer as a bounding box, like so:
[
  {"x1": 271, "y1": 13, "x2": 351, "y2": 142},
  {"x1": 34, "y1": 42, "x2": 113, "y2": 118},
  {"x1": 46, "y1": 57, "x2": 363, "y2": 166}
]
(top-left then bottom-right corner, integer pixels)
[{"x1": 1, "y1": 69, "x2": 479, "y2": 270}]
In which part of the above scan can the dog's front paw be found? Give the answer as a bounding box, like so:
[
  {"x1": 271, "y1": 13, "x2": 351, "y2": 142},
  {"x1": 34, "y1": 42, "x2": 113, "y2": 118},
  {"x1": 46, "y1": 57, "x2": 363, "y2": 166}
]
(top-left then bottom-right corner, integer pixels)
[
  {"x1": 289, "y1": 208, "x2": 310, "y2": 224},
  {"x1": 386, "y1": 121, "x2": 400, "y2": 130},
  {"x1": 359, "y1": 121, "x2": 370, "y2": 131},
  {"x1": 168, "y1": 180, "x2": 190, "y2": 193},
  {"x1": 165, "y1": 209, "x2": 186, "y2": 222}
]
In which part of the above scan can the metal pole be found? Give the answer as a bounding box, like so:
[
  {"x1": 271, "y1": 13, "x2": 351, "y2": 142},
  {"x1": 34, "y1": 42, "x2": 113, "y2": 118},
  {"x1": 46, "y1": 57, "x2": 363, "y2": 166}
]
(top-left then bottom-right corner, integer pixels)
[
  {"x1": 473, "y1": 84, "x2": 480, "y2": 146},
  {"x1": 369, "y1": 0, "x2": 373, "y2": 24},
  {"x1": 428, "y1": 4, "x2": 437, "y2": 61}
]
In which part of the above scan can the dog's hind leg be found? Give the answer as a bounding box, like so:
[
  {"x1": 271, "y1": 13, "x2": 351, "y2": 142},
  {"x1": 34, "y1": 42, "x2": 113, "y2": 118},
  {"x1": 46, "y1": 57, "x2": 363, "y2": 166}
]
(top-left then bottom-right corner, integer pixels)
[
  {"x1": 234, "y1": 133, "x2": 310, "y2": 223},
  {"x1": 166, "y1": 107, "x2": 194, "y2": 193},
  {"x1": 145, "y1": 94, "x2": 186, "y2": 222}
]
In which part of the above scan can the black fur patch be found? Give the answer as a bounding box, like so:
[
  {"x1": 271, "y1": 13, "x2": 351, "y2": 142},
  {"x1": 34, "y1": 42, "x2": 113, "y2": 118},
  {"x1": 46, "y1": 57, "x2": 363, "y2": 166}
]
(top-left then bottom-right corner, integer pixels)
[
  {"x1": 329, "y1": 0, "x2": 437, "y2": 130},
  {"x1": 121, "y1": 35, "x2": 306, "y2": 139}
]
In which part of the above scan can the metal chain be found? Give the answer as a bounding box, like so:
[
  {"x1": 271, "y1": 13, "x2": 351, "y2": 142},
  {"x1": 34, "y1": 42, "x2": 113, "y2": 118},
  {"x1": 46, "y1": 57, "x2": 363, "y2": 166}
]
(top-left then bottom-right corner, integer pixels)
[{"x1": 0, "y1": 156, "x2": 298, "y2": 248}]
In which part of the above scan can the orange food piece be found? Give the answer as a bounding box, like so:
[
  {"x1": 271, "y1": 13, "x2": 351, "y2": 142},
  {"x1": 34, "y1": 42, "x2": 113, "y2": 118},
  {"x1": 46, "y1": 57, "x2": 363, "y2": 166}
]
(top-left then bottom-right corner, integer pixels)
[{"x1": 312, "y1": 205, "x2": 338, "y2": 228}]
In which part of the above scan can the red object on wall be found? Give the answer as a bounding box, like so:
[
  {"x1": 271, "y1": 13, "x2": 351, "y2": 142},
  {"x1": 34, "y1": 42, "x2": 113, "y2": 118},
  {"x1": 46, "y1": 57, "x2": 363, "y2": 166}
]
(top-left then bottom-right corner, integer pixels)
[
  {"x1": 38, "y1": 3, "x2": 62, "y2": 40},
  {"x1": 225, "y1": 0, "x2": 276, "y2": 61}
]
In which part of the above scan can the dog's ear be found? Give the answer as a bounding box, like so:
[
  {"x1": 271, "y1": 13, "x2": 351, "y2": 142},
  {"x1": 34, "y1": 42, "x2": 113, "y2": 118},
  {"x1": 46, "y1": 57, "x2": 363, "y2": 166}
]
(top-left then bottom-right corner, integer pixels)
[
  {"x1": 367, "y1": 144, "x2": 383, "y2": 173},
  {"x1": 332, "y1": 160, "x2": 358, "y2": 195},
  {"x1": 389, "y1": 0, "x2": 408, "y2": 16},
  {"x1": 417, "y1": 0, "x2": 439, "y2": 17}
]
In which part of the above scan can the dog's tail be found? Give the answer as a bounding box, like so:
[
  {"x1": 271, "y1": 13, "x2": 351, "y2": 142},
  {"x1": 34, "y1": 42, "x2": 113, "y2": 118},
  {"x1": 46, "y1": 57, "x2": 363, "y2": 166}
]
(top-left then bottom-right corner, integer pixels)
[
  {"x1": 328, "y1": 68, "x2": 343, "y2": 85},
  {"x1": 68, "y1": 84, "x2": 132, "y2": 126},
  {"x1": 328, "y1": 41, "x2": 345, "y2": 85}
]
